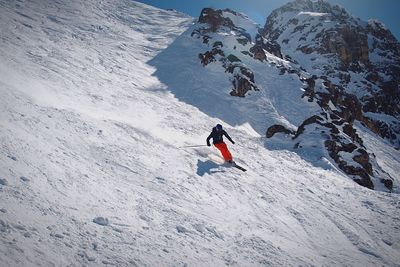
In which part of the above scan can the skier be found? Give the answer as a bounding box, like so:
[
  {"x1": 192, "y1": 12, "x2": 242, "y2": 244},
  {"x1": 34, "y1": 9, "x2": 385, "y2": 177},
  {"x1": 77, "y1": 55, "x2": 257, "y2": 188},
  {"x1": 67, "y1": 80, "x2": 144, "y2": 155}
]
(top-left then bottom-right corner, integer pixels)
[{"x1": 206, "y1": 124, "x2": 235, "y2": 163}]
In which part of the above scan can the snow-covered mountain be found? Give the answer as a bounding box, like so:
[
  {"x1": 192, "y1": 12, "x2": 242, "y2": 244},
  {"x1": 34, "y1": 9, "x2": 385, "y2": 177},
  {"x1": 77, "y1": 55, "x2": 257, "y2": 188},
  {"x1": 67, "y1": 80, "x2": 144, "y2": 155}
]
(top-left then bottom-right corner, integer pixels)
[
  {"x1": 261, "y1": 0, "x2": 400, "y2": 191},
  {"x1": 188, "y1": 2, "x2": 400, "y2": 192},
  {"x1": 1, "y1": 0, "x2": 399, "y2": 266}
]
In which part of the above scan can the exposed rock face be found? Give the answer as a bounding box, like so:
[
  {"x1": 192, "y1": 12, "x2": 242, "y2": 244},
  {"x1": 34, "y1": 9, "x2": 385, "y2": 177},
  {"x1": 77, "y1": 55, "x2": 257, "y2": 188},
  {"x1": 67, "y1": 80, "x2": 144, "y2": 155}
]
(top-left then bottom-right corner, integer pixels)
[
  {"x1": 280, "y1": 74, "x2": 395, "y2": 190},
  {"x1": 226, "y1": 64, "x2": 257, "y2": 97},
  {"x1": 263, "y1": 0, "x2": 399, "y2": 191},
  {"x1": 193, "y1": 8, "x2": 259, "y2": 97},
  {"x1": 250, "y1": 34, "x2": 282, "y2": 61},
  {"x1": 277, "y1": 109, "x2": 394, "y2": 190},
  {"x1": 366, "y1": 20, "x2": 400, "y2": 74},
  {"x1": 197, "y1": 8, "x2": 252, "y2": 42},
  {"x1": 320, "y1": 26, "x2": 369, "y2": 67},
  {"x1": 198, "y1": 42, "x2": 225, "y2": 66},
  {"x1": 198, "y1": 8, "x2": 234, "y2": 32},
  {"x1": 324, "y1": 140, "x2": 374, "y2": 189},
  {"x1": 249, "y1": 35, "x2": 267, "y2": 62},
  {"x1": 266, "y1": 125, "x2": 295, "y2": 138}
]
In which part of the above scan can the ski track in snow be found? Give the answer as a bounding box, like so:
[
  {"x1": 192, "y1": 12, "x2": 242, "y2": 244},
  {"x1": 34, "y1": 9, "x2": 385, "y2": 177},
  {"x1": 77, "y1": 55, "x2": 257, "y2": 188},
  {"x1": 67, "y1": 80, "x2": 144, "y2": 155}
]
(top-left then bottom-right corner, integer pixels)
[{"x1": 1, "y1": 0, "x2": 400, "y2": 266}]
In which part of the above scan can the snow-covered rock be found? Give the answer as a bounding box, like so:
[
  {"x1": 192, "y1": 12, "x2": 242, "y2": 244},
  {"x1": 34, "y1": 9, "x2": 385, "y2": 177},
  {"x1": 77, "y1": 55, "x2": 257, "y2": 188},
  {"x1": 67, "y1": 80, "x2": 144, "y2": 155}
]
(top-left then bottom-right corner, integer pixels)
[{"x1": 93, "y1": 217, "x2": 109, "y2": 226}]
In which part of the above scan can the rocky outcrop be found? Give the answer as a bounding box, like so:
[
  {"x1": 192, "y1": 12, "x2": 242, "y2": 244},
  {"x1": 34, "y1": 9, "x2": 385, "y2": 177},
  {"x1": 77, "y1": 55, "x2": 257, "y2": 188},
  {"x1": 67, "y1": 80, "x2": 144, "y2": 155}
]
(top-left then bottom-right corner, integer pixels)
[
  {"x1": 320, "y1": 26, "x2": 369, "y2": 68},
  {"x1": 250, "y1": 34, "x2": 283, "y2": 61},
  {"x1": 193, "y1": 8, "x2": 259, "y2": 97},
  {"x1": 262, "y1": 0, "x2": 399, "y2": 191},
  {"x1": 291, "y1": 112, "x2": 393, "y2": 190},
  {"x1": 225, "y1": 63, "x2": 258, "y2": 97},
  {"x1": 301, "y1": 76, "x2": 317, "y2": 102},
  {"x1": 324, "y1": 140, "x2": 374, "y2": 189},
  {"x1": 367, "y1": 20, "x2": 400, "y2": 69},
  {"x1": 267, "y1": 73, "x2": 395, "y2": 191},
  {"x1": 198, "y1": 42, "x2": 225, "y2": 66},
  {"x1": 266, "y1": 125, "x2": 295, "y2": 138},
  {"x1": 197, "y1": 8, "x2": 253, "y2": 45},
  {"x1": 198, "y1": 8, "x2": 235, "y2": 32},
  {"x1": 249, "y1": 43, "x2": 266, "y2": 62}
]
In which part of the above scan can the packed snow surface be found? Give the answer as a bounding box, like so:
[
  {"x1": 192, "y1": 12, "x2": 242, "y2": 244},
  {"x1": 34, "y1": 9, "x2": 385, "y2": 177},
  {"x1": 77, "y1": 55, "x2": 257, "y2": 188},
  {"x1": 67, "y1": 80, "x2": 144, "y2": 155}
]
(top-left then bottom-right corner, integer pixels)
[{"x1": 0, "y1": 0, "x2": 399, "y2": 266}]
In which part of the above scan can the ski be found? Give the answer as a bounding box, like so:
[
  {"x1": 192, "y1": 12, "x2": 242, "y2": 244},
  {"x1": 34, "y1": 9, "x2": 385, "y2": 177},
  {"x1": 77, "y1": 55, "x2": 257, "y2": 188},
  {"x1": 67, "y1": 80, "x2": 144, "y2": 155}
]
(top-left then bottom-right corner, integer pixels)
[{"x1": 232, "y1": 162, "x2": 247, "y2": 172}]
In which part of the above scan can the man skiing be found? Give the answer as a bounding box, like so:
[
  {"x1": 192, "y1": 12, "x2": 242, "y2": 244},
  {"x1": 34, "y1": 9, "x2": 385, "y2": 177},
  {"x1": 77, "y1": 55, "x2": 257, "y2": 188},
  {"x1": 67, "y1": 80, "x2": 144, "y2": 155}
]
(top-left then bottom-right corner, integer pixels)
[{"x1": 206, "y1": 124, "x2": 235, "y2": 163}]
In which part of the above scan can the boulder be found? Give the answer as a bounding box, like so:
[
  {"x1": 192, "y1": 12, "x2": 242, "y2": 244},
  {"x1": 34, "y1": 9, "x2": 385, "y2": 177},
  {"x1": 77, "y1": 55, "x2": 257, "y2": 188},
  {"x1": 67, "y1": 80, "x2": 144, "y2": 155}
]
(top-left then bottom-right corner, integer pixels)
[{"x1": 266, "y1": 125, "x2": 295, "y2": 138}]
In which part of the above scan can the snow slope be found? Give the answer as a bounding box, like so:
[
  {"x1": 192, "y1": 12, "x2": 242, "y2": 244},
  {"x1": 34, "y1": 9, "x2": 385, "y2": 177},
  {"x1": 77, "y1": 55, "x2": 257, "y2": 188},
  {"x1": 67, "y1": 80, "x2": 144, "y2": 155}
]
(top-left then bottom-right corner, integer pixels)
[{"x1": 0, "y1": 0, "x2": 399, "y2": 266}]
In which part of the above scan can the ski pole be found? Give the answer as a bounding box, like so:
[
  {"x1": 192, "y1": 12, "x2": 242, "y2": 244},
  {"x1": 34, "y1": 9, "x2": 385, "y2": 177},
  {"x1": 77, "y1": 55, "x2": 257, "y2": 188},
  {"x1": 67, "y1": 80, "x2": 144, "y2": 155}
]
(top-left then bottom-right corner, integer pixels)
[{"x1": 178, "y1": 145, "x2": 209, "y2": 148}]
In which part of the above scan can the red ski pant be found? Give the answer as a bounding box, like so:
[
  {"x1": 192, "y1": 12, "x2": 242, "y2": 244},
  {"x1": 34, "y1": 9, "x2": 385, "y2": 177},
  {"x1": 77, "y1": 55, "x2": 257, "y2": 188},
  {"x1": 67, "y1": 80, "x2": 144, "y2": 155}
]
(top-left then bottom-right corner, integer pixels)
[{"x1": 214, "y1": 142, "x2": 233, "y2": 161}]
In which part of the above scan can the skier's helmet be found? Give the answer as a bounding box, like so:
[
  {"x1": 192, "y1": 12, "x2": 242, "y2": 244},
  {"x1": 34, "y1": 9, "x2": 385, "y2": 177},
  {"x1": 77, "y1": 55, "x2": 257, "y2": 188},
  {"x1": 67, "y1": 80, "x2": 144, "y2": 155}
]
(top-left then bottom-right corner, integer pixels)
[{"x1": 216, "y1": 124, "x2": 223, "y2": 131}]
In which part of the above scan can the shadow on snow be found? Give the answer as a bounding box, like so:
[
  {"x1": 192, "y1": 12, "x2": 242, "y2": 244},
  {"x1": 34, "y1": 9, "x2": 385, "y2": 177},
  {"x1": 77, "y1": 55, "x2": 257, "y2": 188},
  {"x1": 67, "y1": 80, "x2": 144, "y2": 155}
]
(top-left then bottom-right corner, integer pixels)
[
  {"x1": 147, "y1": 26, "x2": 271, "y2": 135},
  {"x1": 196, "y1": 160, "x2": 225, "y2": 176}
]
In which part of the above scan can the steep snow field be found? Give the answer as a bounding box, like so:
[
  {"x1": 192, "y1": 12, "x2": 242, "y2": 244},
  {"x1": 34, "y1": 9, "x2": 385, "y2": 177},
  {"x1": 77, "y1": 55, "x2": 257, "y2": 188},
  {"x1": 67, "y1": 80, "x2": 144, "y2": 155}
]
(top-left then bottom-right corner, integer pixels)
[{"x1": 0, "y1": 0, "x2": 399, "y2": 266}]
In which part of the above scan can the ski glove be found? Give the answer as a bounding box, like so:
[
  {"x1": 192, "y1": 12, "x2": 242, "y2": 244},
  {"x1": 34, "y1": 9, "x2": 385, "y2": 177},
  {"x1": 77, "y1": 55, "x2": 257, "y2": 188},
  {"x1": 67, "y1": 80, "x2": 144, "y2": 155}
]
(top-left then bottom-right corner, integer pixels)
[{"x1": 232, "y1": 141, "x2": 235, "y2": 144}]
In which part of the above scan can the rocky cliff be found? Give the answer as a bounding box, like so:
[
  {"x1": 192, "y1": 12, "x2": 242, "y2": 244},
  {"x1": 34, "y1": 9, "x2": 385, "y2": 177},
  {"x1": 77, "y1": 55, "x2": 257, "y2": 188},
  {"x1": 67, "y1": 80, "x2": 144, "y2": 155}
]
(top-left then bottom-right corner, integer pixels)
[
  {"x1": 192, "y1": 1, "x2": 399, "y2": 191},
  {"x1": 262, "y1": 0, "x2": 399, "y2": 190}
]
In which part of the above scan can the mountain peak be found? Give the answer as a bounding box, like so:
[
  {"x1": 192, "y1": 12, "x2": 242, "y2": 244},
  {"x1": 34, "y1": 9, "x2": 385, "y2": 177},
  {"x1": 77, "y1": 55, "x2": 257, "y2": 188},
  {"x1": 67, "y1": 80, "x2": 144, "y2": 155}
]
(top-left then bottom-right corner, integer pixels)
[
  {"x1": 272, "y1": 0, "x2": 349, "y2": 17},
  {"x1": 262, "y1": 0, "x2": 356, "y2": 40},
  {"x1": 198, "y1": 7, "x2": 259, "y2": 40},
  {"x1": 254, "y1": 0, "x2": 400, "y2": 191}
]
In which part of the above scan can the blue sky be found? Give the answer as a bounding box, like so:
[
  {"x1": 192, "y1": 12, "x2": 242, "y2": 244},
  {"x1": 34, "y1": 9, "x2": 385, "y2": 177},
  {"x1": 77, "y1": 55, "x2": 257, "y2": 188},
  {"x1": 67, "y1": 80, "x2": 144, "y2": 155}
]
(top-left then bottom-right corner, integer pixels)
[{"x1": 135, "y1": 0, "x2": 400, "y2": 40}]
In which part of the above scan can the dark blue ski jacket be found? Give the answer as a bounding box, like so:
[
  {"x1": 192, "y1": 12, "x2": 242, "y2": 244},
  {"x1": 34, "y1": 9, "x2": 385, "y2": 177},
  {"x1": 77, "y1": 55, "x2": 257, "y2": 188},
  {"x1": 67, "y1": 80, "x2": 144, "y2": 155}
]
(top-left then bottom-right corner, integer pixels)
[{"x1": 206, "y1": 127, "x2": 234, "y2": 146}]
